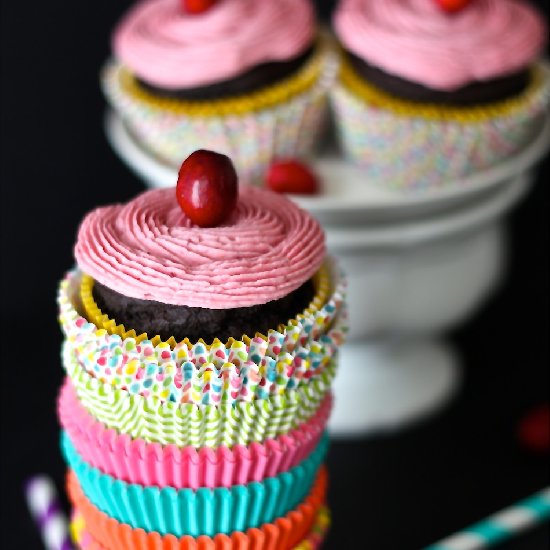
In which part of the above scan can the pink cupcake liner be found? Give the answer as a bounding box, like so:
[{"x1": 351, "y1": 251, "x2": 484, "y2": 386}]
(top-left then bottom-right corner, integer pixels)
[{"x1": 58, "y1": 379, "x2": 332, "y2": 490}]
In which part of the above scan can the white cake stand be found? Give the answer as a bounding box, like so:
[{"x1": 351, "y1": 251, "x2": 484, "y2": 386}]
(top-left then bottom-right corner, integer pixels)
[
  {"x1": 105, "y1": 109, "x2": 549, "y2": 437},
  {"x1": 105, "y1": 109, "x2": 550, "y2": 221},
  {"x1": 331, "y1": 339, "x2": 460, "y2": 436},
  {"x1": 326, "y1": 174, "x2": 530, "y2": 437}
]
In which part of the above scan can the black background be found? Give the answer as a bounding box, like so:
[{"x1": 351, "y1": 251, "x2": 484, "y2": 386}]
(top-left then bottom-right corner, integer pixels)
[{"x1": 1, "y1": 1, "x2": 549, "y2": 549}]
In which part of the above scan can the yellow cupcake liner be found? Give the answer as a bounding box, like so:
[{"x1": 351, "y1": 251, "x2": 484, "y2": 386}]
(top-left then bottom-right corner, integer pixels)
[
  {"x1": 339, "y1": 56, "x2": 548, "y2": 123},
  {"x1": 80, "y1": 264, "x2": 331, "y2": 349},
  {"x1": 331, "y1": 58, "x2": 550, "y2": 190}
]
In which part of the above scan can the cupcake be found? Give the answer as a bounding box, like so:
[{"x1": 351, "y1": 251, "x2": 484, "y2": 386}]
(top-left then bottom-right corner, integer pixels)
[
  {"x1": 57, "y1": 150, "x2": 347, "y2": 548},
  {"x1": 102, "y1": 0, "x2": 337, "y2": 184},
  {"x1": 331, "y1": 0, "x2": 550, "y2": 191}
]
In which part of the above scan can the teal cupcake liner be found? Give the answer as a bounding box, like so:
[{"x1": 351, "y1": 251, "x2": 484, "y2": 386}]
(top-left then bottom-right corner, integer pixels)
[{"x1": 61, "y1": 431, "x2": 329, "y2": 538}]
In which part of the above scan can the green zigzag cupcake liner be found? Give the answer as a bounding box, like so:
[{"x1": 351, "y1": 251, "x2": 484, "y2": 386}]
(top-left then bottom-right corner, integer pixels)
[
  {"x1": 63, "y1": 342, "x2": 336, "y2": 448},
  {"x1": 62, "y1": 431, "x2": 329, "y2": 538}
]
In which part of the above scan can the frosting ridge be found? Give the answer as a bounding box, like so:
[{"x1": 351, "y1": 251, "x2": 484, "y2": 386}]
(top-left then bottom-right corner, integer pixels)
[
  {"x1": 114, "y1": 0, "x2": 315, "y2": 89},
  {"x1": 74, "y1": 187, "x2": 325, "y2": 308},
  {"x1": 334, "y1": 0, "x2": 546, "y2": 91}
]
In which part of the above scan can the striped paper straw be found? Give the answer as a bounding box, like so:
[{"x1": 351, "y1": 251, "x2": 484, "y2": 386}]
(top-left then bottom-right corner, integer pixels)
[
  {"x1": 426, "y1": 487, "x2": 550, "y2": 550},
  {"x1": 25, "y1": 475, "x2": 74, "y2": 550}
]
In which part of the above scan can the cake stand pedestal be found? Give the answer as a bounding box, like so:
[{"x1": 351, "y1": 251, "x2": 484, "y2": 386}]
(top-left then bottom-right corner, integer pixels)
[
  {"x1": 330, "y1": 339, "x2": 459, "y2": 436},
  {"x1": 105, "y1": 110, "x2": 549, "y2": 437},
  {"x1": 323, "y1": 203, "x2": 515, "y2": 435}
]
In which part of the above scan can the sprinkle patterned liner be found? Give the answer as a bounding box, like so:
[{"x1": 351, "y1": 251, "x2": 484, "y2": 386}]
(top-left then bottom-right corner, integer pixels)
[
  {"x1": 59, "y1": 266, "x2": 347, "y2": 406},
  {"x1": 102, "y1": 36, "x2": 339, "y2": 184},
  {"x1": 68, "y1": 468, "x2": 329, "y2": 550},
  {"x1": 80, "y1": 265, "x2": 331, "y2": 347},
  {"x1": 63, "y1": 342, "x2": 336, "y2": 448},
  {"x1": 62, "y1": 431, "x2": 328, "y2": 537},
  {"x1": 58, "y1": 379, "x2": 331, "y2": 489},
  {"x1": 331, "y1": 60, "x2": 550, "y2": 191}
]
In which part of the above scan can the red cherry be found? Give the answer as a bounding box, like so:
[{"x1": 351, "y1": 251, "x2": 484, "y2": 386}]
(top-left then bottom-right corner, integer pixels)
[
  {"x1": 517, "y1": 404, "x2": 549, "y2": 454},
  {"x1": 176, "y1": 150, "x2": 238, "y2": 228},
  {"x1": 266, "y1": 160, "x2": 320, "y2": 195},
  {"x1": 435, "y1": 0, "x2": 473, "y2": 13},
  {"x1": 181, "y1": 0, "x2": 217, "y2": 15}
]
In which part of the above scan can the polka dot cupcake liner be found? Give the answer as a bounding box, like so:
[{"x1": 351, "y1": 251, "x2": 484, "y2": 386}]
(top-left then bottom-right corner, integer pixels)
[
  {"x1": 58, "y1": 379, "x2": 332, "y2": 489},
  {"x1": 68, "y1": 469, "x2": 330, "y2": 550},
  {"x1": 102, "y1": 35, "x2": 339, "y2": 186},
  {"x1": 58, "y1": 263, "x2": 347, "y2": 406},
  {"x1": 63, "y1": 342, "x2": 336, "y2": 448},
  {"x1": 331, "y1": 60, "x2": 550, "y2": 191},
  {"x1": 62, "y1": 431, "x2": 328, "y2": 538}
]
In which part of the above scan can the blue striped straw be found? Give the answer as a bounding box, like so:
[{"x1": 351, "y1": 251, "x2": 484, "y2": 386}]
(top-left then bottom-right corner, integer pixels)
[
  {"x1": 426, "y1": 487, "x2": 550, "y2": 550},
  {"x1": 25, "y1": 475, "x2": 74, "y2": 550}
]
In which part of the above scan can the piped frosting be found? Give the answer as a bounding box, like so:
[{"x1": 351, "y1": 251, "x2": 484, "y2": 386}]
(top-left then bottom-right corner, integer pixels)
[
  {"x1": 334, "y1": 0, "x2": 546, "y2": 91},
  {"x1": 114, "y1": 0, "x2": 315, "y2": 89},
  {"x1": 74, "y1": 187, "x2": 325, "y2": 308}
]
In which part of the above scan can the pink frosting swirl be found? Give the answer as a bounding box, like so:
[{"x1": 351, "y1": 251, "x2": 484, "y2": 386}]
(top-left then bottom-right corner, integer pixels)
[
  {"x1": 334, "y1": 0, "x2": 546, "y2": 91},
  {"x1": 113, "y1": 0, "x2": 314, "y2": 89},
  {"x1": 74, "y1": 187, "x2": 325, "y2": 309}
]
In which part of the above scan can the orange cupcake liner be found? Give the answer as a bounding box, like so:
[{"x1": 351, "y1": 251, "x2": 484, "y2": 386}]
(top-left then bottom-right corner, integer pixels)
[{"x1": 67, "y1": 466, "x2": 328, "y2": 550}]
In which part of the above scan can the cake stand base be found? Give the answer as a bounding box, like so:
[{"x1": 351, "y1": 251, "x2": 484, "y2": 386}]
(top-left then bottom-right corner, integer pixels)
[{"x1": 328, "y1": 339, "x2": 461, "y2": 438}]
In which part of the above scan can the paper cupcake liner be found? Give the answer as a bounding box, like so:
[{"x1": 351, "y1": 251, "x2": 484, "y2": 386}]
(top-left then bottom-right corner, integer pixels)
[
  {"x1": 63, "y1": 342, "x2": 335, "y2": 448},
  {"x1": 59, "y1": 266, "x2": 347, "y2": 406},
  {"x1": 101, "y1": 36, "x2": 339, "y2": 185},
  {"x1": 331, "y1": 60, "x2": 550, "y2": 191},
  {"x1": 70, "y1": 508, "x2": 330, "y2": 550},
  {"x1": 68, "y1": 468, "x2": 329, "y2": 550},
  {"x1": 80, "y1": 264, "x2": 332, "y2": 346},
  {"x1": 58, "y1": 379, "x2": 331, "y2": 489},
  {"x1": 62, "y1": 430, "x2": 328, "y2": 538}
]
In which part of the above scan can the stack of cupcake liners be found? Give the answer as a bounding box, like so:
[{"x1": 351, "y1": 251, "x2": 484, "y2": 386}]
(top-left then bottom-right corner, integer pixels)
[{"x1": 57, "y1": 260, "x2": 347, "y2": 549}]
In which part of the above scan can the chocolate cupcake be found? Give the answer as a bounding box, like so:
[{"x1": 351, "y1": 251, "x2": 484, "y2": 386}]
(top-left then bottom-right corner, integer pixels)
[
  {"x1": 90, "y1": 278, "x2": 315, "y2": 344},
  {"x1": 331, "y1": 0, "x2": 550, "y2": 191},
  {"x1": 102, "y1": 0, "x2": 338, "y2": 183},
  {"x1": 74, "y1": 176, "x2": 325, "y2": 345}
]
